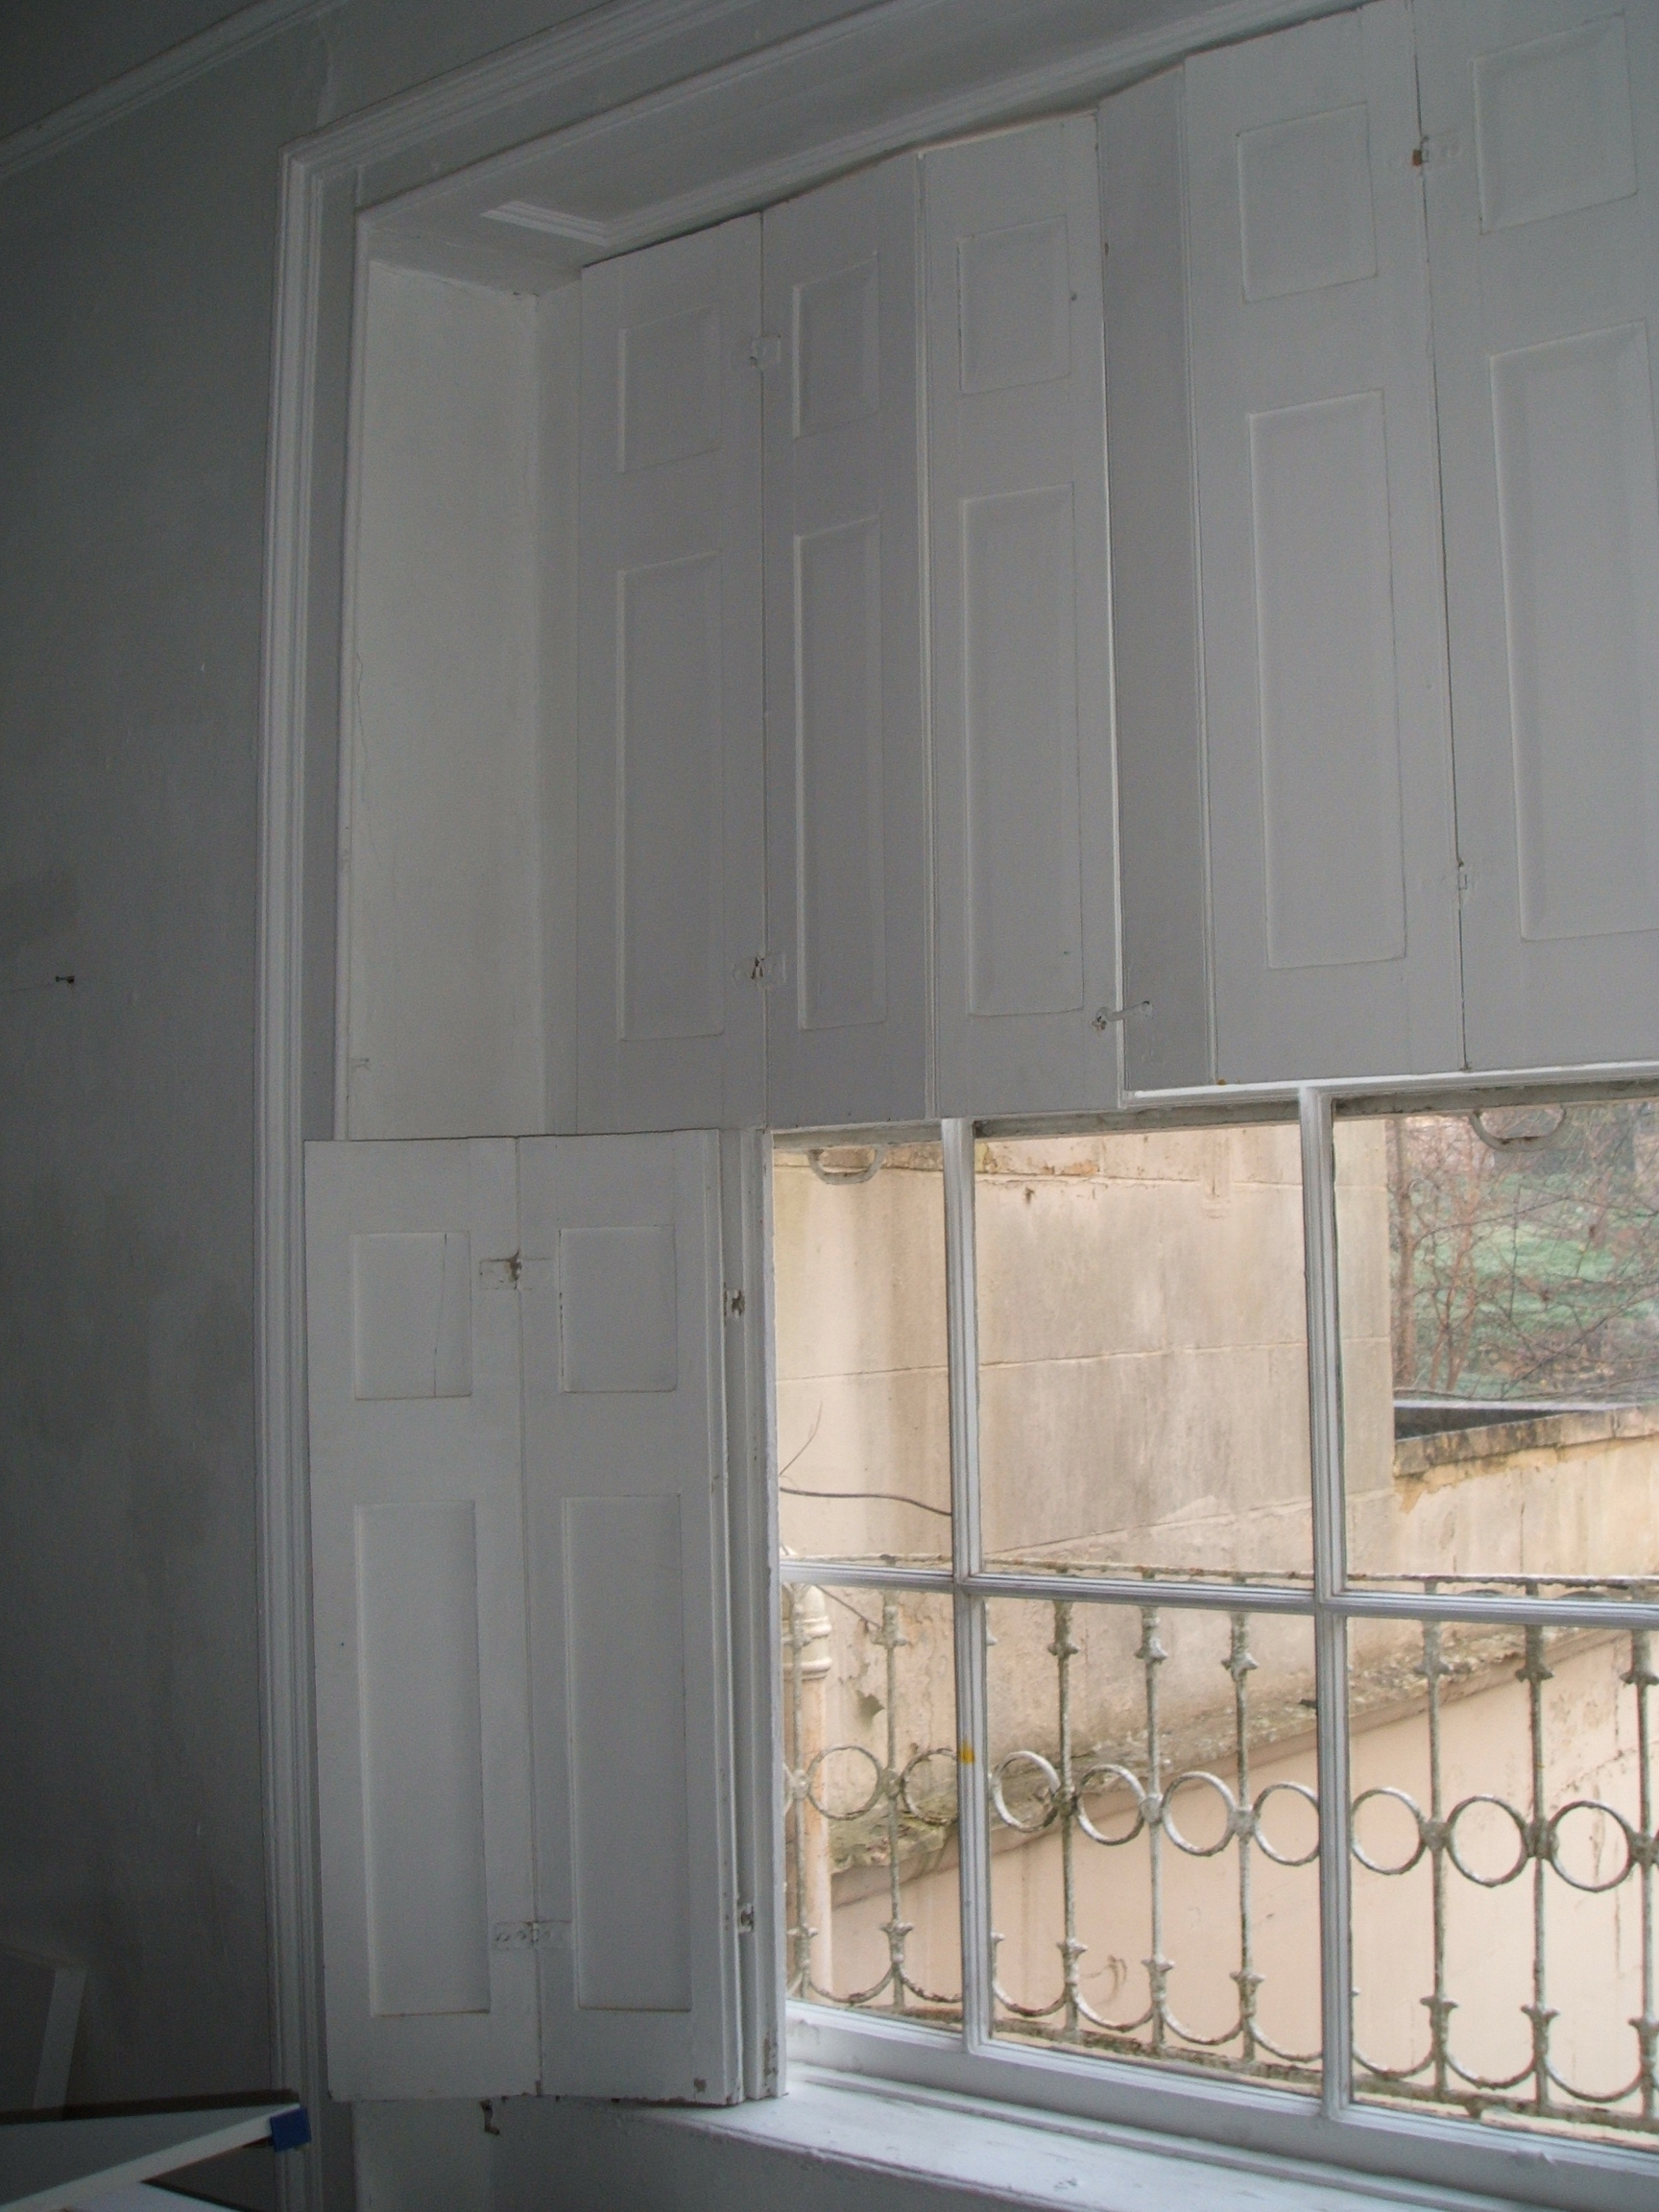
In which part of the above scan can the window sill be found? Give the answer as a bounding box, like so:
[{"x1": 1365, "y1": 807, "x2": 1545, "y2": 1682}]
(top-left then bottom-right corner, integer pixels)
[{"x1": 632, "y1": 2064, "x2": 1522, "y2": 2212}]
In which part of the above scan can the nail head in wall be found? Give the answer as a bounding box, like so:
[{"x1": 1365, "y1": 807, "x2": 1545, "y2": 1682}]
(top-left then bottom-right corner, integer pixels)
[{"x1": 2, "y1": 974, "x2": 76, "y2": 998}]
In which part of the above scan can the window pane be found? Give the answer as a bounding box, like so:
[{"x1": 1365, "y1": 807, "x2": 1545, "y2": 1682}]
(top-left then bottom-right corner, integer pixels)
[
  {"x1": 976, "y1": 1127, "x2": 1311, "y2": 1581},
  {"x1": 1350, "y1": 1613, "x2": 1655, "y2": 2144},
  {"x1": 781, "y1": 1582, "x2": 960, "y2": 2025},
  {"x1": 1336, "y1": 1100, "x2": 1659, "y2": 1592},
  {"x1": 773, "y1": 1140, "x2": 950, "y2": 1567},
  {"x1": 986, "y1": 1597, "x2": 1319, "y2": 2085}
]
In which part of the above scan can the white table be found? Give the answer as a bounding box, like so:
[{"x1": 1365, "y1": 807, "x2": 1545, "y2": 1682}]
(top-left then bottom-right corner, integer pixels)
[{"x1": 0, "y1": 2099, "x2": 304, "y2": 2212}]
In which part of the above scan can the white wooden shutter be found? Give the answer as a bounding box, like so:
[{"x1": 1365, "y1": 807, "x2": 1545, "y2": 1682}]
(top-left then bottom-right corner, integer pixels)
[
  {"x1": 577, "y1": 219, "x2": 765, "y2": 1133},
  {"x1": 517, "y1": 1131, "x2": 740, "y2": 2102},
  {"x1": 1417, "y1": 0, "x2": 1659, "y2": 1069},
  {"x1": 1100, "y1": 67, "x2": 1214, "y2": 1095},
  {"x1": 1183, "y1": 0, "x2": 1462, "y2": 1081},
  {"x1": 924, "y1": 114, "x2": 1118, "y2": 1118},
  {"x1": 304, "y1": 1139, "x2": 538, "y2": 2099},
  {"x1": 761, "y1": 154, "x2": 928, "y2": 1128}
]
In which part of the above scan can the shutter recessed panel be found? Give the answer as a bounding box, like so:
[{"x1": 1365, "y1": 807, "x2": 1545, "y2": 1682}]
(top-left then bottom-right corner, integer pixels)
[{"x1": 1100, "y1": 66, "x2": 1214, "y2": 1093}]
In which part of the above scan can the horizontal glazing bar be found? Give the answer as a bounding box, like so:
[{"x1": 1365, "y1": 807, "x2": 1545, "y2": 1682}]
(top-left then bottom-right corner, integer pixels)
[
  {"x1": 780, "y1": 1557, "x2": 954, "y2": 1592},
  {"x1": 783, "y1": 1562, "x2": 1659, "y2": 1631},
  {"x1": 774, "y1": 1120, "x2": 942, "y2": 1149},
  {"x1": 1334, "y1": 1587, "x2": 1659, "y2": 1630},
  {"x1": 1102, "y1": 1064, "x2": 1659, "y2": 1118}
]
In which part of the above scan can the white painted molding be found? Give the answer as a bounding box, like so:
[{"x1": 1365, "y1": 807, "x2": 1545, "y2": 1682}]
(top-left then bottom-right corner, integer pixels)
[
  {"x1": 0, "y1": 0, "x2": 348, "y2": 185},
  {"x1": 256, "y1": 138, "x2": 331, "y2": 2212},
  {"x1": 485, "y1": 200, "x2": 613, "y2": 247}
]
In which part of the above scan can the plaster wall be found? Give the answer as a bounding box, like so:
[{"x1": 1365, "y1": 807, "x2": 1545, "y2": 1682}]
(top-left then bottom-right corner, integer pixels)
[
  {"x1": 0, "y1": 2, "x2": 251, "y2": 140},
  {"x1": 0, "y1": 22, "x2": 332, "y2": 2120}
]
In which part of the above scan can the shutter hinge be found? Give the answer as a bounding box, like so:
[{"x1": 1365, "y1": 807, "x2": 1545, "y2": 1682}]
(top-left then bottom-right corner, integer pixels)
[
  {"x1": 1456, "y1": 860, "x2": 1474, "y2": 903},
  {"x1": 736, "y1": 1900, "x2": 757, "y2": 1935},
  {"x1": 1411, "y1": 132, "x2": 1460, "y2": 170},
  {"x1": 748, "y1": 332, "x2": 782, "y2": 371},
  {"x1": 492, "y1": 1918, "x2": 560, "y2": 1950},
  {"x1": 724, "y1": 1285, "x2": 746, "y2": 1319}
]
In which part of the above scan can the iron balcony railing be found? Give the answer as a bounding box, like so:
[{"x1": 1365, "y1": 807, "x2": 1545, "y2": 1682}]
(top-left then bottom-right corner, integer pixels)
[{"x1": 782, "y1": 1581, "x2": 1659, "y2": 2137}]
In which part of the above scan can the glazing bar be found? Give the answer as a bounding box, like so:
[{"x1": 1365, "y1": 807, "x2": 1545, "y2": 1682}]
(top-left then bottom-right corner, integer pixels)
[
  {"x1": 943, "y1": 1117, "x2": 993, "y2": 2048},
  {"x1": 778, "y1": 1558, "x2": 954, "y2": 1591},
  {"x1": 1301, "y1": 1085, "x2": 1353, "y2": 2117}
]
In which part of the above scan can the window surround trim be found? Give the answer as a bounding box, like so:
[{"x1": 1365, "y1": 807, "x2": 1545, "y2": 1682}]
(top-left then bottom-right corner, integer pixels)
[
  {"x1": 772, "y1": 1083, "x2": 1659, "y2": 2212},
  {"x1": 250, "y1": 0, "x2": 1659, "y2": 2170}
]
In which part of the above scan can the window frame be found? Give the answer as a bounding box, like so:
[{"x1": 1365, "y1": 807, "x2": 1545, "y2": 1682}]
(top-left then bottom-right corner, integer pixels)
[{"x1": 770, "y1": 1085, "x2": 1659, "y2": 2212}]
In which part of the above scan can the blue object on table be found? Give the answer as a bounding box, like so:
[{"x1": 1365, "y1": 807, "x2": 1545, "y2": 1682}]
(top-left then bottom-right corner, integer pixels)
[{"x1": 269, "y1": 2107, "x2": 311, "y2": 2153}]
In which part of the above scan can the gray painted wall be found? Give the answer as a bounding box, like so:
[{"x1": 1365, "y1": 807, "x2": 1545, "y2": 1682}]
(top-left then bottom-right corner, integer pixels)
[
  {"x1": 0, "y1": 3, "x2": 252, "y2": 140},
  {"x1": 0, "y1": 0, "x2": 609, "y2": 2127},
  {"x1": 0, "y1": 25, "x2": 323, "y2": 2112}
]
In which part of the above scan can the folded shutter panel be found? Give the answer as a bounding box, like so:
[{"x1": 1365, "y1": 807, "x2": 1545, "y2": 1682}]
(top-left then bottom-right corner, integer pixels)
[
  {"x1": 1183, "y1": 0, "x2": 1462, "y2": 1080},
  {"x1": 577, "y1": 218, "x2": 765, "y2": 1134},
  {"x1": 305, "y1": 1138, "x2": 539, "y2": 2099},
  {"x1": 518, "y1": 1130, "x2": 741, "y2": 2102},
  {"x1": 924, "y1": 113, "x2": 1118, "y2": 1118},
  {"x1": 1417, "y1": 0, "x2": 1659, "y2": 1068},
  {"x1": 762, "y1": 153, "x2": 928, "y2": 1127}
]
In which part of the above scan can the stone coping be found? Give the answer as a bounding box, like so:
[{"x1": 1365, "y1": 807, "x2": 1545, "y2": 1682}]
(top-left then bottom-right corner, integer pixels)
[{"x1": 1392, "y1": 1400, "x2": 1659, "y2": 1479}]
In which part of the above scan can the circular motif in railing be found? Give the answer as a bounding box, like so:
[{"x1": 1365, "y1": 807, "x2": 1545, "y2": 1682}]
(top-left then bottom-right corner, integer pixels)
[
  {"x1": 1445, "y1": 1792, "x2": 1531, "y2": 1887},
  {"x1": 1072, "y1": 1764, "x2": 1149, "y2": 1846},
  {"x1": 1545, "y1": 1797, "x2": 1636, "y2": 1893},
  {"x1": 1350, "y1": 1784, "x2": 1428, "y2": 1877},
  {"x1": 804, "y1": 1741, "x2": 884, "y2": 1821},
  {"x1": 899, "y1": 1745, "x2": 959, "y2": 1826},
  {"x1": 1542, "y1": 2052, "x2": 1649, "y2": 2111},
  {"x1": 806, "y1": 1143, "x2": 887, "y2": 1184},
  {"x1": 1161, "y1": 1770, "x2": 1238, "y2": 1859},
  {"x1": 990, "y1": 1748, "x2": 1061, "y2": 1833},
  {"x1": 1251, "y1": 1779, "x2": 1321, "y2": 1867}
]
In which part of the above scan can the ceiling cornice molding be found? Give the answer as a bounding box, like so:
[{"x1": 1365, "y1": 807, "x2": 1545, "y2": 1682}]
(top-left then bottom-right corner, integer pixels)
[
  {"x1": 0, "y1": 0, "x2": 351, "y2": 186},
  {"x1": 0, "y1": 0, "x2": 842, "y2": 196}
]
